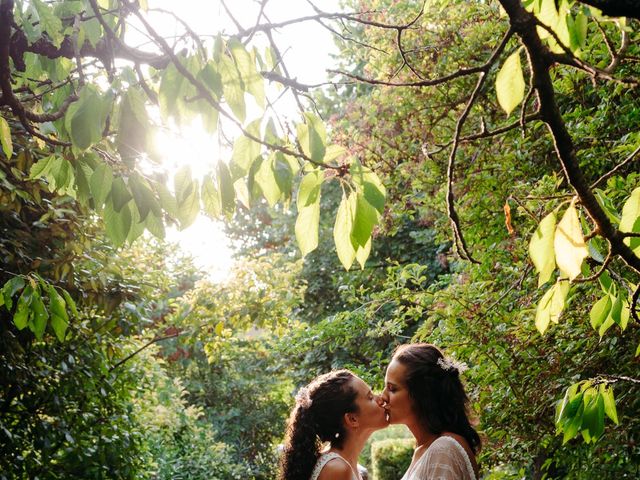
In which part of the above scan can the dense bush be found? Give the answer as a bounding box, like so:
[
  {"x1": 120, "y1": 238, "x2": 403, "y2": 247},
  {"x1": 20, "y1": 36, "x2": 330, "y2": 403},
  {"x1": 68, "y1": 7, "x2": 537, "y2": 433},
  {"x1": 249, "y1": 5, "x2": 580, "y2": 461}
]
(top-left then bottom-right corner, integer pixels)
[{"x1": 371, "y1": 439, "x2": 414, "y2": 480}]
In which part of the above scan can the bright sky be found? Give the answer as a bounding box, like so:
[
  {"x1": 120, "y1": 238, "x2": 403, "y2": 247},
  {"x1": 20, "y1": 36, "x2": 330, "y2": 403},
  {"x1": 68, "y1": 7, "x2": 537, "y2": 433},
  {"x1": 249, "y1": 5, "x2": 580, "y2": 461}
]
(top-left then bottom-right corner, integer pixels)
[{"x1": 146, "y1": 0, "x2": 341, "y2": 281}]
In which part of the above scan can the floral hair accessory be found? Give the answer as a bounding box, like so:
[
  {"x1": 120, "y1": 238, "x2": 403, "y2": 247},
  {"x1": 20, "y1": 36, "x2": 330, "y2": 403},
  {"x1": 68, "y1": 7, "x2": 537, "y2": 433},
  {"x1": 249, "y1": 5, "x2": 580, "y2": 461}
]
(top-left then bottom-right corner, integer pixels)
[
  {"x1": 437, "y1": 356, "x2": 468, "y2": 374},
  {"x1": 295, "y1": 386, "x2": 312, "y2": 409}
]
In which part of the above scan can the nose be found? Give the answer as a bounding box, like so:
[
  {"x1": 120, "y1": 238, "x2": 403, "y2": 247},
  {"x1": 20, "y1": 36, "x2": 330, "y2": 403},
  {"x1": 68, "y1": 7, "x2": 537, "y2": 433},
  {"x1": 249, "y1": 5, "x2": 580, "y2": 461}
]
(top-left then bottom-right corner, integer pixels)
[{"x1": 378, "y1": 390, "x2": 389, "y2": 407}]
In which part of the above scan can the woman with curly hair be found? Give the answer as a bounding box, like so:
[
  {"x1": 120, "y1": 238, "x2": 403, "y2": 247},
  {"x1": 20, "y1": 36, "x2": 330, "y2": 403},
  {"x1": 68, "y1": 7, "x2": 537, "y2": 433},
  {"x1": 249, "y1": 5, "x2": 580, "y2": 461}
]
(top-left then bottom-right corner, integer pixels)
[
  {"x1": 380, "y1": 343, "x2": 481, "y2": 480},
  {"x1": 278, "y1": 369, "x2": 387, "y2": 480}
]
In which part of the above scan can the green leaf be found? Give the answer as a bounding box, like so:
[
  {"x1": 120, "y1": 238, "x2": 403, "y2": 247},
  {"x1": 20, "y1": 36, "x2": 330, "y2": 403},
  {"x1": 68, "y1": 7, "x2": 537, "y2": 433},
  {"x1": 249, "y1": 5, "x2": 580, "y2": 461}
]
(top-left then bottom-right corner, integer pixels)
[
  {"x1": 535, "y1": 280, "x2": 569, "y2": 334},
  {"x1": 0, "y1": 116, "x2": 13, "y2": 158},
  {"x1": 90, "y1": 162, "x2": 114, "y2": 210},
  {"x1": 199, "y1": 61, "x2": 223, "y2": 100},
  {"x1": 159, "y1": 62, "x2": 186, "y2": 122},
  {"x1": 229, "y1": 38, "x2": 265, "y2": 108},
  {"x1": 554, "y1": 205, "x2": 588, "y2": 281},
  {"x1": 33, "y1": 0, "x2": 64, "y2": 47},
  {"x1": 581, "y1": 388, "x2": 604, "y2": 443},
  {"x1": 218, "y1": 54, "x2": 246, "y2": 123},
  {"x1": 598, "y1": 293, "x2": 619, "y2": 337},
  {"x1": 589, "y1": 294, "x2": 611, "y2": 330},
  {"x1": 2, "y1": 277, "x2": 26, "y2": 311},
  {"x1": 561, "y1": 394, "x2": 584, "y2": 443},
  {"x1": 156, "y1": 182, "x2": 178, "y2": 218},
  {"x1": 117, "y1": 88, "x2": 149, "y2": 166},
  {"x1": 599, "y1": 384, "x2": 618, "y2": 425},
  {"x1": 231, "y1": 121, "x2": 261, "y2": 177},
  {"x1": 496, "y1": 49, "x2": 525, "y2": 116},
  {"x1": 619, "y1": 187, "x2": 640, "y2": 255},
  {"x1": 178, "y1": 179, "x2": 200, "y2": 229},
  {"x1": 296, "y1": 200, "x2": 321, "y2": 257},
  {"x1": 350, "y1": 160, "x2": 386, "y2": 213},
  {"x1": 297, "y1": 170, "x2": 323, "y2": 208},
  {"x1": 529, "y1": 211, "x2": 557, "y2": 286},
  {"x1": 61, "y1": 289, "x2": 78, "y2": 318},
  {"x1": 110, "y1": 177, "x2": 132, "y2": 212},
  {"x1": 201, "y1": 174, "x2": 221, "y2": 218},
  {"x1": 30, "y1": 288, "x2": 48, "y2": 340},
  {"x1": 352, "y1": 194, "x2": 379, "y2": 248},
  {"x1": 297, "y1": 113, "x2": 326, "y2": 162},
  {"x1": 295, "y1": 171, "x2": 323, "y2": 257},
  {"x1": 218, "y1": 161, "x2": 236, "y2": 218},
  {"x1": 13, "y1": 285, "x2": 34, "y2": 330},
  {"x1": 129, "y1": 174, "x2": 160, "y2": 222},
  {"x1": 255, "y1": 154, "x2": 282, "y2": 207},
  {"x1": 66, "y1": 86, "x2": 109, "y2": 150},
  {"x1": 29, "y1": 155, "x2": 55, "y2": 179},
  {"x1": 103, "y1": 200, "x2": 132, "y2": 248},
  {"x1": 355, "y1": 236, "x2": 372, "y2": 270},
  {"x1": 145, "y1": 211, "x2": 166, "y2": 239},
  {"x1": 273, "y1": 152, "x2": 294, "y2": 200},
  {"x1": 334, "y1": 192, "x2": 357, "y2": 270},
  {"x1": 82, "y1": 18, "x2": 102, "y2": 48}
]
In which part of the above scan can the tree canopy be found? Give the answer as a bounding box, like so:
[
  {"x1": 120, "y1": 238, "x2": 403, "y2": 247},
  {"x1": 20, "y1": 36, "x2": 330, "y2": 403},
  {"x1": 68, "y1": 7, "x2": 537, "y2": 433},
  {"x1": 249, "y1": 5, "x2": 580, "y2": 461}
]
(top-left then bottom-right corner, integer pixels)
[{"x1": 1, "y1": 0, "x2": 639, "y2": 478}]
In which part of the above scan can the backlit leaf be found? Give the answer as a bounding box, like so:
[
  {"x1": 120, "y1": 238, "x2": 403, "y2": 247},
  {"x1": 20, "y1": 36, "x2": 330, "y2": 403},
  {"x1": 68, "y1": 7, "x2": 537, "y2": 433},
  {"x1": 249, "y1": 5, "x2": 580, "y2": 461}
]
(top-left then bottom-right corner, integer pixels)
[
  {"x1": 529, "y1": 211, "x2": 557, "y2": 286},
  {"x1": 619, "y1": 187, "x2": 640, "y2": 255},
  {"x1": 535, "y1": 280, "x2": 569, "y2": 334},
  {"x1": 589, "y1": 294, "x2": 611, "y2": 330},
  {"x1": 554, "y1": 205, "x2": 588, "y2": 281},
  {"x1": 13, "y1": 286, "x2": 33, "y2": 330},
  {"x1": 0, "y1": 116, "x2": 12, "y2": 158},
  {"x1": 496, "y1": 50, "x2": 525, "y2": 116},
  {"x1": 334, "y1": 192, "x2": 357, "y2": 270},
  {"x1": 295, "y1": 171, "x2": 323, "y2": 256},
  {"x1": 90, "y1": 163, "x2": 113, "y2": 210},
  {"x1": 30, "y1": 288, "x2": 48, "y2": 340},
  {"x1": 599, "y1": 384, "x2": 618, "y2": 425}
]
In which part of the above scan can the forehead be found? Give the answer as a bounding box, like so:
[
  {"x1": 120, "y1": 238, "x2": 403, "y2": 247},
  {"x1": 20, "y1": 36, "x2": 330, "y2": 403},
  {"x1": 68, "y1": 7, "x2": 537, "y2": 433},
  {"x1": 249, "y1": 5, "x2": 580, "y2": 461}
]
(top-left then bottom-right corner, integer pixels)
[
  {"x1": 385, "y1": 358, "x2": 408, "y2": 384},
  {"x1": 351, "y1": 376, "x2": 371, "y2": 394}
]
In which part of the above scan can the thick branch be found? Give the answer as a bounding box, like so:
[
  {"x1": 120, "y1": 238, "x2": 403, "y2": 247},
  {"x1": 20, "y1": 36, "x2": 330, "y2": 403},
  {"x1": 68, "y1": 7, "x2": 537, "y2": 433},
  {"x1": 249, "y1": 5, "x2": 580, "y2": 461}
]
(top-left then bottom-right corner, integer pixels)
[{"x1": 500, "y1": 0, "x2": 640, "y2": 275}]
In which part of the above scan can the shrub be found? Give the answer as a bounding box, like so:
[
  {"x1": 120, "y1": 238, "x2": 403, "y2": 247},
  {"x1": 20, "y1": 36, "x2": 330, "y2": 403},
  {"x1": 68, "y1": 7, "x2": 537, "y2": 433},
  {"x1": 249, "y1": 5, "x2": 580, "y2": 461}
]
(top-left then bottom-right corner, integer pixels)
[{"x1": 371, "y1": 438, "x2": 414, "y2": 480}]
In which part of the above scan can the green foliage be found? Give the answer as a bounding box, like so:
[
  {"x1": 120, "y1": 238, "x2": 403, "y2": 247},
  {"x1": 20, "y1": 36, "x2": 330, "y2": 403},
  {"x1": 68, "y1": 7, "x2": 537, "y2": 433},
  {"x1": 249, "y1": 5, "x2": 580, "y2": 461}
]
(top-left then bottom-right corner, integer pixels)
[
  {"x1": 371, "y1": 438, "x2": 414, "y2": 480},
  {"x1": 132, "y1": 348, "x2": 246, "y2": 480}
]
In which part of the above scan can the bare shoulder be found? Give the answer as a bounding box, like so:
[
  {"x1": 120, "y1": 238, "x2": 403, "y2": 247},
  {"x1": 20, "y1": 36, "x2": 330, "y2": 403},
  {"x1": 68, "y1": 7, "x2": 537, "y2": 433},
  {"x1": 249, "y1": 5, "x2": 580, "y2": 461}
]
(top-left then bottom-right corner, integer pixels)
[{"x1": 317, "y1": 457, "x2": 353, "y2": 480}]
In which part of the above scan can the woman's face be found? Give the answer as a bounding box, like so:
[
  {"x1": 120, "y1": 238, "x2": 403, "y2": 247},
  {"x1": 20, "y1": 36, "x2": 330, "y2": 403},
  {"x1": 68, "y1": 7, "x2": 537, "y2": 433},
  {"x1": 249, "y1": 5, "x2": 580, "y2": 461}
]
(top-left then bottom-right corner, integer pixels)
[
  {"x1": 350, "y1": 376, "x2": 388, "y2": 431},
  {"x1": 380, "y1": 358, "x2": 415, "y2": 425}
]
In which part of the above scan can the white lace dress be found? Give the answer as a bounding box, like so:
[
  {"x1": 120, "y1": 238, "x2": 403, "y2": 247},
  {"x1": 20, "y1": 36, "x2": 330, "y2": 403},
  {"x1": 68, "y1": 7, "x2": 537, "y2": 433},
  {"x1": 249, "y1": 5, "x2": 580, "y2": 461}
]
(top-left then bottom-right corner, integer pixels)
[
  {"x1": 309, "y1": 452, "x2": 360, "y2": 480},
  {"x1": 400, "y1": 436, "x2": 476, "y2": 480}
]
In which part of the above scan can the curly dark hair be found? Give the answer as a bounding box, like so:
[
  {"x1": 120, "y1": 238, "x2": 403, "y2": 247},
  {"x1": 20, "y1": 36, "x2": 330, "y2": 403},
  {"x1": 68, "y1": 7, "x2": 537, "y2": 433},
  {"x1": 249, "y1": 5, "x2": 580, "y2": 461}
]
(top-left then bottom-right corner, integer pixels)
[
  {"x1": 393, "y1": 343, "x2": 481, "y2": 454},
  {"x1": 278, "y1": 370, "x2": 358, "y2": 480}
]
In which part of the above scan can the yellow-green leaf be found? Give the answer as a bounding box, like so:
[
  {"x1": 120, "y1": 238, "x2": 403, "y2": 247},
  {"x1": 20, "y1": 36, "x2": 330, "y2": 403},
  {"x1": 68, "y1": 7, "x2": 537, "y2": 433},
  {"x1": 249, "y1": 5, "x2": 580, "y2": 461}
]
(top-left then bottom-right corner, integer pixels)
[
  {"x1": 589, "y1": 294, "x2": 611, "y2": 330},
  {"x1": 554, "y1": 205, "x2": 588, "y2": 281},
  {"x1": 599, "y1": 384, "x2": 618, "y2": 425},
  {"x1": 0, "y1": 116, "x2": 12, "y2": 158},
  {"x1": 334, "y1": 192, "x2": 357, "y2": 270},
  {"x1": 619, "y1": 187, "x2": 640, "y2": 255},
  {"x1": 529, "y1": 211, "x2": 557, "y2": 286},
  {"x1": 535, "y1": 280, "x2": 569, "y2": 334},
  {"x1": 496, "y1": 50, "x2": 525, "y2": 116}
]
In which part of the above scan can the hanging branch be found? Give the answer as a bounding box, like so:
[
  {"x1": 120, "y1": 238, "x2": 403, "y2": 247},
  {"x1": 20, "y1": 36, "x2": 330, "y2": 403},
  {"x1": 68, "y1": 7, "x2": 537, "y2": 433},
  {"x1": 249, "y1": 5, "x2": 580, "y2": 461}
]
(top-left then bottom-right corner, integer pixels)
[{"x1": 446, "y1": 27, "x2": 514, "y2": 263}]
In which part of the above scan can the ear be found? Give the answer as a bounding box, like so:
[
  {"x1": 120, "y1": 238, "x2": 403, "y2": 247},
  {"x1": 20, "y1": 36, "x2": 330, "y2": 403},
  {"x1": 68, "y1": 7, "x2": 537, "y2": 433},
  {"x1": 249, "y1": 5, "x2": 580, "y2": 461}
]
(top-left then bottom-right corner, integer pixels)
[{"x1": 344, "y1": 412, "x2": 360, "y2": 429}]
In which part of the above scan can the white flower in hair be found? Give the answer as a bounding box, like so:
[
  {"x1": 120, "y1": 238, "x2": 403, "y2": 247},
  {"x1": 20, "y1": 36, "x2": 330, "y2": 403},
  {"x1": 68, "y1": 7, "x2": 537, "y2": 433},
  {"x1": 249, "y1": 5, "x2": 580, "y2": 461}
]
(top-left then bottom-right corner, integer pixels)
[
  {"x1": 437, "y1": 356, "x2": 468, "y2": 374},
  {"x1": 295, "y1": 386, "x2": 312, "y2": 408}
]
